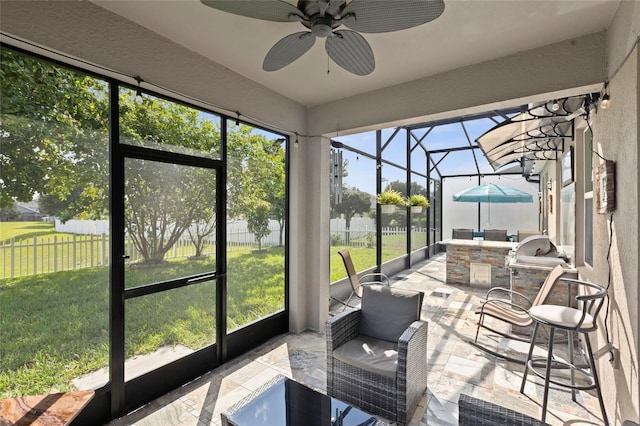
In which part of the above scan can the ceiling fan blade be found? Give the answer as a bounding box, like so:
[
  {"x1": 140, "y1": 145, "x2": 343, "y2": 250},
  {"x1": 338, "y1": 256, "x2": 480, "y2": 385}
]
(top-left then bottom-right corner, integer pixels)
[
  {"x1": 325, "y1": 30, "x2": 374, "y2": 76},
  {"x1": 263, "y1": 32, "x2": 316, "y2": 71},
  {"x1": 342, "y1": 0, "x2": 445, "y2": 33},
  {"x1": 200, "y1": 0, "x2": 305, "y2": 22}
]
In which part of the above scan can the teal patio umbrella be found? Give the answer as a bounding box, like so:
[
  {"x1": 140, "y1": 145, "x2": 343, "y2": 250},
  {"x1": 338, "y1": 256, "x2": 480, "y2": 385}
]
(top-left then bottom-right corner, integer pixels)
[{"x1": 453, "y1": 183, "x2": 533, "y2": 227}]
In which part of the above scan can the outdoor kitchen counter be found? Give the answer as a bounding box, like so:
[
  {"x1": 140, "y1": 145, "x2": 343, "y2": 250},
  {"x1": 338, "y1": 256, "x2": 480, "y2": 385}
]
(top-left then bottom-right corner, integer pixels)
[{"x1": 443, "y1": 239, "x2": 517, "y2": 287}]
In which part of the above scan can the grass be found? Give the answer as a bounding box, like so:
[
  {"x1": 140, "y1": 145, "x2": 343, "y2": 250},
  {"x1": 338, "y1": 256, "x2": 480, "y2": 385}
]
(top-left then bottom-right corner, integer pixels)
[
  {"x1": 0, "y1": 221, "x2": 58, "y2": 243},
  {"x1": 0, "y1": 223, "x2": 426, "y2": 397},
  {"x1": 329, "y1": 246, "x2": 406, "y2": 282},
  {"x1": 0, "y1": 247, "x2": 284, "y2": 398},
  {"x1": 0, "y1": 222, "x2": 100, "y2": 278}
]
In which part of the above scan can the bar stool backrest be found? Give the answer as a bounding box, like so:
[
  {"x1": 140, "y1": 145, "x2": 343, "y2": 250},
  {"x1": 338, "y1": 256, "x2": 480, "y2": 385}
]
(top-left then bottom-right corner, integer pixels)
[{"x1": 532, "y1": 265, "x2": 566, "y2": 307}]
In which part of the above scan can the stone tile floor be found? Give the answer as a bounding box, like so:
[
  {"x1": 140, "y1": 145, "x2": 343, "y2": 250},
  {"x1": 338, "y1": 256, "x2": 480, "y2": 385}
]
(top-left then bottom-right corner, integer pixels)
[{"x1": 109, "y1": 253, "x2": 605, "y2": 425}]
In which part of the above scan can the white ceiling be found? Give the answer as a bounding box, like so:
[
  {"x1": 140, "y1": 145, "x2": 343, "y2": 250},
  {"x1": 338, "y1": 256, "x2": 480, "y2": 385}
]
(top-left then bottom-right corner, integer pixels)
[{"x1": 92, "y1": 0, "x2": 620, "y2": 108}]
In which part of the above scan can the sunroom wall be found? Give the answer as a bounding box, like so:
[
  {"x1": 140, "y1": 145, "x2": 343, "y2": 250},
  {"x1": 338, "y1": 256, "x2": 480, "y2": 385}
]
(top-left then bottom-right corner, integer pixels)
[
  {"x1": 592, "y1": 2, "x2": 639, "y2": 421},
  {"x1": 538, "y1": 4, "x2": 640, "y2": 424}
]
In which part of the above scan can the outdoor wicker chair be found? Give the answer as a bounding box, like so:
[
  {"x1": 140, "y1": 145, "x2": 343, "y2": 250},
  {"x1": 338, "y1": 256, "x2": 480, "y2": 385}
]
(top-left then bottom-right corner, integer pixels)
[
  {"x1": 473, "y1": 264, "x2": 565, "y2": 363},
  {"x1": 458, "y1": 394, "x2": 550, "y2": 425},
  {"x1": 326, "y1": 284, "x2": 427, "y2": 425},
  {"x1": 333, "y1": 248, "x2": 390, "y2": 311}
]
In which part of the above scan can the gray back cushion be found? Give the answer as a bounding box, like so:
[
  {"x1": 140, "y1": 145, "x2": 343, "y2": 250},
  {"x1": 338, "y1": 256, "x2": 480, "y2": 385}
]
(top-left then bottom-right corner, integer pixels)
[{"x1": 359, "y1": 285, "x2": 423, "y2": 343}]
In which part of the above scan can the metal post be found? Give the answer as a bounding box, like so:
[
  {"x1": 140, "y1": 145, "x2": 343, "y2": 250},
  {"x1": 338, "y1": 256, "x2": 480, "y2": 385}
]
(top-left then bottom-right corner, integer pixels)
[{"x1": 376, "y1": 130, "x2": 382, "y2": 272}]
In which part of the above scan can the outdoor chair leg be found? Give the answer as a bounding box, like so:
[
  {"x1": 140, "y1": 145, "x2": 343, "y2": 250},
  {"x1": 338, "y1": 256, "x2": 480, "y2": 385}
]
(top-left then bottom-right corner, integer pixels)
[
  {"x1": 520, "y1": 321, "x2": 541, "y2": 393},
  {"x1": 474, "y1": 313, "x2": 484, "y2": 343},
  {"x1": 540, "y1": 327, "x2": 555, "y2": 423}
]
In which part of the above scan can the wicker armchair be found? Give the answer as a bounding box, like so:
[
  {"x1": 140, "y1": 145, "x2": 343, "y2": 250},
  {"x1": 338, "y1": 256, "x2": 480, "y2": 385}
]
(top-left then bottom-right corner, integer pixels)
[
  {"x1": 326, "y1": 285, "x2": 427, "y2": 425},
  {"x1": 458, "y1": 394, "x2": 549, "y2": 425}
]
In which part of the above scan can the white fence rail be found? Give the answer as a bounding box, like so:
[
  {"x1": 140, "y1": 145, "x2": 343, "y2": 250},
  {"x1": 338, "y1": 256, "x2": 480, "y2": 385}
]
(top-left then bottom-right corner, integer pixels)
[
  {"x1": 1, "y1": 223, "x2": 425, "y2": 279},
  {"x1": 1, "y1": 226, "x2": 283, "y2": 279}
]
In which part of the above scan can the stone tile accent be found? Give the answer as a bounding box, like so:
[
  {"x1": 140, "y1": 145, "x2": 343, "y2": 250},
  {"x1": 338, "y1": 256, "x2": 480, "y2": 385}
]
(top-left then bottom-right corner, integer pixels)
[
  {"x1": 510, "y1": 265, "x2": 577, "y2": 307},
  {"x1": 446, "y1": 243, "x2": 513, "y2": 287}
]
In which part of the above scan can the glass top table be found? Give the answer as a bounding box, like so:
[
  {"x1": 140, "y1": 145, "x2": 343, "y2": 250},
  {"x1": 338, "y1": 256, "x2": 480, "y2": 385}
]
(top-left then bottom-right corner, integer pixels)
[{"x1": 221, "y1": 375, "x2": 379, "y2": 426}]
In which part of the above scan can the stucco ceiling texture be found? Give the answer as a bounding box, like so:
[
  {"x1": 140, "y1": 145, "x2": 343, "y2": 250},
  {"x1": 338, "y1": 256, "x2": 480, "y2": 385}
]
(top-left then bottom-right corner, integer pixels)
[{"x1": 91, "y1": 0, "x2": 620, "y2": 108}]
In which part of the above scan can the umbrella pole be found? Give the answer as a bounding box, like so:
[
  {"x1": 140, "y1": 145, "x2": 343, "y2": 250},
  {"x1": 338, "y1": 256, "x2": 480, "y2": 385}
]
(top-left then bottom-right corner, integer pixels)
[{"x1": 487, "y1": 201, "x2": 491, "y2": 228}]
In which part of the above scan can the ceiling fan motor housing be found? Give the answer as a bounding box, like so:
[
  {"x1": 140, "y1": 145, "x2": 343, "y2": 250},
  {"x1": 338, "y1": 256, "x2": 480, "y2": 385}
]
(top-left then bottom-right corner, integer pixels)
[{"x1": 311, "y1": 17, "x2": 334, "y2": 37}]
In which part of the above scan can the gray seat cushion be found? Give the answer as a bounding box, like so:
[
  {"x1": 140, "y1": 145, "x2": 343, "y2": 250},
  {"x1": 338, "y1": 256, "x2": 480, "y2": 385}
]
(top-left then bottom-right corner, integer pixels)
[
  {"x1": 359, "y1": 285, "x2": 423, "y2": 343},
  {"x1": 332, "y1": 335, "x2": 398, "y2": 378}
]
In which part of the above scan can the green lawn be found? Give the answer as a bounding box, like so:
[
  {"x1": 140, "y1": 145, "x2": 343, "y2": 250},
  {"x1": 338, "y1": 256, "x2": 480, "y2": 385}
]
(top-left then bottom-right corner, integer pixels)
[
  {"x1": 0, "y1": 247, "x2": 284, "y2": 398},
  {"x1": 330, "y1": 246, "x2": 406, "y2": 282},
  {"x1": 0, "y1": 221, "x2": 59, "y2": 243},
  {"x1": 0, "y1": 224, "x2": 425, "y2": 397}
]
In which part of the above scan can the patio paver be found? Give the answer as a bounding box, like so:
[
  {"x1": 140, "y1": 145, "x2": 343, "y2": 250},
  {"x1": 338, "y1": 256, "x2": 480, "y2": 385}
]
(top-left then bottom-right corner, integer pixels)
[{"x1": 108, "y1": 253, "x2": 605, "y2": 426}]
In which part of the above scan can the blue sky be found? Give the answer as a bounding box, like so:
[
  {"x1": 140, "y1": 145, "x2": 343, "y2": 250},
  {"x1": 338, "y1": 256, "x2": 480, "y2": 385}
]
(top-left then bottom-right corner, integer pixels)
[{"x1": 334, "y1": 118, "x2": 500, "y2": 195}]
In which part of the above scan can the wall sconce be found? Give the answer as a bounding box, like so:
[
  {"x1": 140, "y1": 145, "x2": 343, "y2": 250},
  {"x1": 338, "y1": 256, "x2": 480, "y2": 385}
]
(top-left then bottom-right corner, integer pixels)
[{"x1": 546, "y1": 179, "x2": 552, "y2": 191}]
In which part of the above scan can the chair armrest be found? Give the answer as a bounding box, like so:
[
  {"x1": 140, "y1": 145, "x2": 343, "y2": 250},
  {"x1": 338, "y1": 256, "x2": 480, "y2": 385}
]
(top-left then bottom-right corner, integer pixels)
[
  {"x1": 559, "y1": 278, "x2": 607, "y2": 298},
  {"x1": 398, "y1": 320, "x2": 428, "y2": 370},
  {"x1": 486, "y1": 287, "x2": 533, "y2": 307},
  {"x1": 360, "y1": 272, "x2": 390, "y2": 286},
  {"x1": 479, "y1": 298, "x2": 530, "y2": 315},
  {"x1": 326, "y1": 309, "x2": 361, "y2": 352},
  {"x1": 397, "y1": 320, "x2": 428, "y2": 421}
]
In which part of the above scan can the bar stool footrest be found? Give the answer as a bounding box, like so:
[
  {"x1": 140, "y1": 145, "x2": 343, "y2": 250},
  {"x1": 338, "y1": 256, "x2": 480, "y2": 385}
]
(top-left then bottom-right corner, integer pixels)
[{"x1": 528, "y1": 357, "x2": 596, "y2": 391}]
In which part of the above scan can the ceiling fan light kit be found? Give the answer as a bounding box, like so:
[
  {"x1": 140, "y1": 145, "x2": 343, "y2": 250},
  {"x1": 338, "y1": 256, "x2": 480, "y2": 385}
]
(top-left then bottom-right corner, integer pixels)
[{"x1": 201, "y1": 0, "x2": 445, "y2": 75}]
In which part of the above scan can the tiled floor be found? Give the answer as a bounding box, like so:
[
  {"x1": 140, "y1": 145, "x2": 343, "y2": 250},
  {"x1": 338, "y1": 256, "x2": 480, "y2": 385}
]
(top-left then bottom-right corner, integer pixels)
[{"x1": 109, "y1": 254, "x2": 605, "y2": 425}]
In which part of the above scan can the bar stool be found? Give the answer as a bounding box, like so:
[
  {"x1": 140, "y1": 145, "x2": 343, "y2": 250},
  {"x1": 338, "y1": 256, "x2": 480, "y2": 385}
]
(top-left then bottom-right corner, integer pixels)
[{"x1": 519, "y1": 277, "x2": 609, "y2": 425}]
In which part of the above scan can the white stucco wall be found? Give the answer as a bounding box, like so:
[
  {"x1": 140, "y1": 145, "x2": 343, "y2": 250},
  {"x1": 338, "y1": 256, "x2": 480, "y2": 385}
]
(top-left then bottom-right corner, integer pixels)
[
  {"x1": 542, "y1": 2, "x2": 640, "y2": 423},
  {"x1": 592, "y1": 52, "x2": 639, "y2": 426},
  {"x1": 586, "y1": 2, "x2": 640, "y2": 421},
  {"x1": 308, "y1": 33, "x2": 606, "y2": 138}
]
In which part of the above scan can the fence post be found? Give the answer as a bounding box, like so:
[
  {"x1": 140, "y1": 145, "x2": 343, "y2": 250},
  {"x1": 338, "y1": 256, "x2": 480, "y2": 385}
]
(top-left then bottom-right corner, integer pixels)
[
  {"x1": 33, "y1": 236, "x2": 37, "y2": 275},
  {"x1": 90, "y1": 234, "x2": 94, "y2": 267},
  {"x1": 54, "y1": 235, "x2": 58, "y2": 272},
  {"x1": 10, "y1": 238, "x2": 15, "y2": 278},
  {"x1": 102, "y1": 234, "x2": 107, "y2": 266},
  {"x1": 73, "y1": 234, "x2": 77, "y2": 269}
]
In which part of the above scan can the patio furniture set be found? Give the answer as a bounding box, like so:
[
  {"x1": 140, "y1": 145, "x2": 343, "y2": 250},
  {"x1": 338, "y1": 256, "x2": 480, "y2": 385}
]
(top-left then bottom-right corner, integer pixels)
[{"x1": 220, "y1": 249, "x2": 610, "y2": 425}]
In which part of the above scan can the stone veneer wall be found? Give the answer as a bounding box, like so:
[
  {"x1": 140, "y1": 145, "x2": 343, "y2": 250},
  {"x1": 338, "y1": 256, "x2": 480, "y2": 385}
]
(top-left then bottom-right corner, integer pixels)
[
  {"x1": 446, "y1": 244, "x2": 513, "y2": 287},
  {"x1": 510, "y1": 265, "x2": 578, "y2": 306}
]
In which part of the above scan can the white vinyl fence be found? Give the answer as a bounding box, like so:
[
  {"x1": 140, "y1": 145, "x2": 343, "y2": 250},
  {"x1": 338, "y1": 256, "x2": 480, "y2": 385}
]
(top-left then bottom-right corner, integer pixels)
[
  {"x1": 2, "y1": 218, "x2": 426, "y2": 279},
  {"x1": 1, "y1": 221, "x2": 283, "y2": 279},
  {"x1": 330, "y1": 217, "x2": 428, "y2": 251}
]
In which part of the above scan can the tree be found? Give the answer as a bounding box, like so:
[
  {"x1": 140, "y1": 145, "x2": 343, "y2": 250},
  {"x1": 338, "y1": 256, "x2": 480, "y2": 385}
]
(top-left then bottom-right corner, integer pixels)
[
  {"x1": 246, "y1": 200, "x2": 271, "y2": 251},
  {"x1": 1, "y1": 49, "x2": 222, "y2": 263},
  {"x1": 0, "y1": 203, "x2": 20, "y2": 222},
  {"x1": 332, "y1": 187, "x2": 371, "y2": 244},
  {"x1": 1, "y1": 48, "x2": 287, "y2": 263},
  {"x1": 185, "y1": 168, "x2": 217, "y2": 258},
  {"x1": 119, "y1": 90, "x2": 220, "y2": 263},
  {"x1": 124, "y1": 160, "x2": 197, "y2": 263},
  {"x1": 0, "y1": 49, "x2": 109, "y2": 212},
  {"x1": 227, "y1": 125, "x2": 286, "y2": 247}
]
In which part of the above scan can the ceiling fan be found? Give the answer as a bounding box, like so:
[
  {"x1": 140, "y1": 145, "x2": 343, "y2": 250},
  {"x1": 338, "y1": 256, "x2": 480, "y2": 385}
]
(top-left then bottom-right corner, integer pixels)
[{"x1": 200, "y1": 0, "x2": 445, "y2": 76}]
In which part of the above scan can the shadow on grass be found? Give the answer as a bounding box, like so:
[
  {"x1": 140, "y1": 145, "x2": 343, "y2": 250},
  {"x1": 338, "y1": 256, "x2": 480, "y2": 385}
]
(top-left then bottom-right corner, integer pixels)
[{"x1": 0, "y1": 247, "x2": 285, "y2": 398}]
